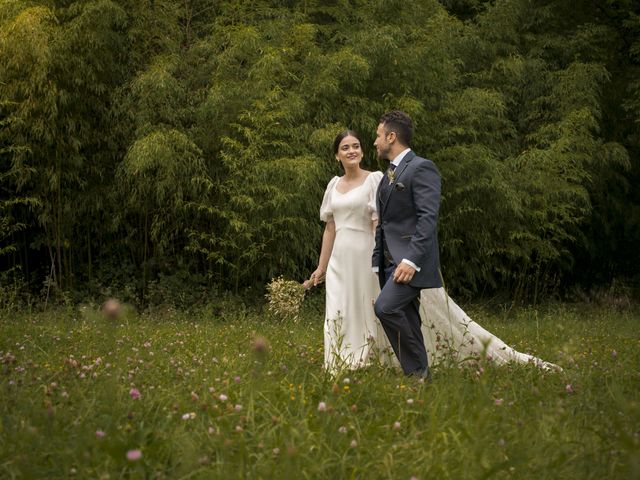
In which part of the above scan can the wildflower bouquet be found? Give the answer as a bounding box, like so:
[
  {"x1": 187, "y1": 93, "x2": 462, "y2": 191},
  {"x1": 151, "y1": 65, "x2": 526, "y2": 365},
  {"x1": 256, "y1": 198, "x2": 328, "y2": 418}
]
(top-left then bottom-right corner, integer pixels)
[{"x1": 265, "y1": 276, "x2": 307, "y2": 321}]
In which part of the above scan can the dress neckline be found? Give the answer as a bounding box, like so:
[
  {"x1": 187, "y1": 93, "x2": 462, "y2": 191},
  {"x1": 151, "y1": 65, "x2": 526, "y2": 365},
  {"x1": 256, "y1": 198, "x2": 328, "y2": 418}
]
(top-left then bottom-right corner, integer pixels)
[{"x1": 334, "y1": 172, "x2": 373, "y2": 195}]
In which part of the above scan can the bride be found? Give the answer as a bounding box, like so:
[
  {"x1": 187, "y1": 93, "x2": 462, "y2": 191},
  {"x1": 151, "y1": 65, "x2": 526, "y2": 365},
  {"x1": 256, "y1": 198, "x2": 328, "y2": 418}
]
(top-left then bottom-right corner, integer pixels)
[{"x1": 307, "y1": 130, "x2": 560, "y2": 374}]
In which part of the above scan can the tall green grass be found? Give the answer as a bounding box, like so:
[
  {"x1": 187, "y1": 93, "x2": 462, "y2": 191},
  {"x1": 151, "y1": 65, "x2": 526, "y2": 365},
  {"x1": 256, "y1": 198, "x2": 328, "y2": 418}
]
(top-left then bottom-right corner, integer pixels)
[{"x1": 1, "y1": 302, "x2": 638, "y2": 479}]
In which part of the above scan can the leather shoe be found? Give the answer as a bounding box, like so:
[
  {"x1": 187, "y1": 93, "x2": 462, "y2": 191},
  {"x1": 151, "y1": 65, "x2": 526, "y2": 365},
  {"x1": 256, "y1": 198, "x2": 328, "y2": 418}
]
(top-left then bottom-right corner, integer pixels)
[{"x1": 408, "y1": 366, "x2": 431, "y2": 382}]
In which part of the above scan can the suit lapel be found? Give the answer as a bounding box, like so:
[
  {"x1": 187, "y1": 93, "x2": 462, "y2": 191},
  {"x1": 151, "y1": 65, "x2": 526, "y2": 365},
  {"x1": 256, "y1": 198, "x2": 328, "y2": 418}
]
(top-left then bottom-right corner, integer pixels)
[
  {"x1": 381, "y1": 150, "x2": 415, "y2": 216},
  {"x1": 394, "y1": 150, "x2": 414, "y2": 183}
]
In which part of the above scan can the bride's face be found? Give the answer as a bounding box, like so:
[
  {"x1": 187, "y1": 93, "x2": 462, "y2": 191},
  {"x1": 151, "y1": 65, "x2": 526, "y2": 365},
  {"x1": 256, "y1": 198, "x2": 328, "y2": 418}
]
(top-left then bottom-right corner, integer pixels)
[{"x1": 336, "y1": 135, "x2": 363, "y2": 168}]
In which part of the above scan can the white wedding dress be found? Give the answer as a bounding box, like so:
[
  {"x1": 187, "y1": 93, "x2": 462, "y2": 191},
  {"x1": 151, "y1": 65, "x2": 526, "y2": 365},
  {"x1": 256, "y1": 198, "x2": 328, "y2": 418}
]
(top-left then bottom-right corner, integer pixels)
[
  {"x1": 320, "y1": 172, "x2": 389, "y2": 372},
  {"x1": 320, "y1": 171, "x2": 560, "y2": 373}
]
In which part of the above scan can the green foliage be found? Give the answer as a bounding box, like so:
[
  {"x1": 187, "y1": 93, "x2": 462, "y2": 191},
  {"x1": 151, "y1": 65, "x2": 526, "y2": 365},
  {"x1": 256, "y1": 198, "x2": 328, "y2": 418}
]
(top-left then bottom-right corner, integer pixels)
[
  {"x1": 118, "y1": 128, "x2": 208, "y2": 251},
  {"x1": 190, "y1": 15, "x2": 337, "y2": 288},
  {"x1": 0, "y1": 1, "x2": 130, "y2": 292},
  {"x1": 432, "y1": 1, "x2": 638, "y2": 298},
  {"x1": 1, "y1": 0, "x2": 639, "y2": 303}
]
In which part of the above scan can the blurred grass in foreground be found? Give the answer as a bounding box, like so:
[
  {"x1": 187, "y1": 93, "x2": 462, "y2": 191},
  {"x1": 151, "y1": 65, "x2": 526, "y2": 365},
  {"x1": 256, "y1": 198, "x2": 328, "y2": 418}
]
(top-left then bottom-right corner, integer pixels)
[{"x1": 0, "y1": 302, "x2": 638, "y2": 479}]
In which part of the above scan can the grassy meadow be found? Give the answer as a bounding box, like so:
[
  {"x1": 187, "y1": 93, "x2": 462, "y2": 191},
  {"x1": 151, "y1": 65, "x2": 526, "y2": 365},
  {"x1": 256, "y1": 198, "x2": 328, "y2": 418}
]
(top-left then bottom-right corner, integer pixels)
[{"x1": 1, "y1": 300, "x2": 638, "y2": 479}]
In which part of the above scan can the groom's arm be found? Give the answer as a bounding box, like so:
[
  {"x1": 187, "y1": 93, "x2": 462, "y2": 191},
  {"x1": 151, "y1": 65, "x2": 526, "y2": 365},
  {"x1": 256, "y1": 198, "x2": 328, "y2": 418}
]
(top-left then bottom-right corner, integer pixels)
[
  {"x1": 371, "y1": 189, "x2": 384, "y2": 273},
  {"x1": 405, "y1": 160, "x2": 440, "y2": 268},
  {"x1": 372, "y1": 207, "x2": 383, "y2": 272}
]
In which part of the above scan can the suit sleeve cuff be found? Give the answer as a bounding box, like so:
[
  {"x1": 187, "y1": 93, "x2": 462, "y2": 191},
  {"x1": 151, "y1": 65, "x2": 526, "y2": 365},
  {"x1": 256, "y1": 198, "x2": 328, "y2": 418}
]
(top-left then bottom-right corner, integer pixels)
[{"x1": 401, "y1": 259, "x2": 421, "y2": 272}]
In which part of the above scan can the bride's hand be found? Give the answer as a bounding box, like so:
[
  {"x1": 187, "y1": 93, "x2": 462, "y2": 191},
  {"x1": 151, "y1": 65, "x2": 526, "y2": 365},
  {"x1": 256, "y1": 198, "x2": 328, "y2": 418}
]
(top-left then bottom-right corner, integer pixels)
[{"x1": 305, "y1": 267, "x2": 326, "y2": 288}]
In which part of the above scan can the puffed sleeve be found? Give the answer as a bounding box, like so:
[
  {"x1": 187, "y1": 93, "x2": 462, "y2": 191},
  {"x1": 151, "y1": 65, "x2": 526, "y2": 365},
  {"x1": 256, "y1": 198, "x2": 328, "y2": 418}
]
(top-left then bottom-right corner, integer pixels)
[
  {"x1": 367, "y1": 171, "x2": 384, "y2": 221},
  {"x1": 320, "y1": 176, "x2": 340, "y2": 222}
]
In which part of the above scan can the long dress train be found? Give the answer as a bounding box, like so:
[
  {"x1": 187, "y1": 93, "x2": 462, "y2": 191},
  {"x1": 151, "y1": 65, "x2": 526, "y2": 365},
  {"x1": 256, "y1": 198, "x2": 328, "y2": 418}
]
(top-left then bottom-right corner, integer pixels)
[{"x1": 419, "y1": 288, "x2": 560, "y2": 370}]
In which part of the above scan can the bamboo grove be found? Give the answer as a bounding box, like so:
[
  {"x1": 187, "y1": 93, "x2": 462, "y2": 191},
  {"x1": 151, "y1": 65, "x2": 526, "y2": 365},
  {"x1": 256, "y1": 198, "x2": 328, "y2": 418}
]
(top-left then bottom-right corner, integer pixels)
[{"x1": 1, "y1": 0, "x2": 639, "y2": 306}]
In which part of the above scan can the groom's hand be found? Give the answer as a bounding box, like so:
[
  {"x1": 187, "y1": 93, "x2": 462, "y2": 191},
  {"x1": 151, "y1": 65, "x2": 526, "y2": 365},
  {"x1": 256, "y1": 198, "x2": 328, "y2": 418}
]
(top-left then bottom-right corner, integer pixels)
[{"x1": 393, "y1": 263, "x2": 415, "y2": 284}]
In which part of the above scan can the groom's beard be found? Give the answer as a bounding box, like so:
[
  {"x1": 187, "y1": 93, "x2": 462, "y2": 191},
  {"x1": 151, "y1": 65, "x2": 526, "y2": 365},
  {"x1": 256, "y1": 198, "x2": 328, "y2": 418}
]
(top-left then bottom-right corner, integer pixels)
[{"x1": 376, "y1": 147, "x2": 391, "y2": 161}]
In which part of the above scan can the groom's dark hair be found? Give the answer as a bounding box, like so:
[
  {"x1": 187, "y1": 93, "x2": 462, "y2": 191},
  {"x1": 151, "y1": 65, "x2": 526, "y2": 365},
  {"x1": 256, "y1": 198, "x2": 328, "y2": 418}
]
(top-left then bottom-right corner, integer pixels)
[{"x1": 379, "y1": 110, "x2": 413, "y2": 147}]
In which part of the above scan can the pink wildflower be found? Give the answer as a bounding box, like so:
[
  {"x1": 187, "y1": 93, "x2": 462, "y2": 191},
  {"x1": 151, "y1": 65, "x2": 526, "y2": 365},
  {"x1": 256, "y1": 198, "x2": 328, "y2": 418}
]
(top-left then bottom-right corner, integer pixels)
[
  {"x1": 126, "y1": 449, "x2": 142, "y2": 461},
  {"x1": 251, "y1": 336, "x2": 270, "y2": 355},
  {"x1": 129, "y1": 388, "x2": 141, "y2": 400}
]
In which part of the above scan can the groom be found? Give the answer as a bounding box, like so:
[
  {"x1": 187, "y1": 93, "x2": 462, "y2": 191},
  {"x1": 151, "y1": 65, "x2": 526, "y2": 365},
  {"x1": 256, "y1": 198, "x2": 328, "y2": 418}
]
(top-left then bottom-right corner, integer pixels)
[{"x1": 372, "y1": 110, "x2": 442, "y2": 378}]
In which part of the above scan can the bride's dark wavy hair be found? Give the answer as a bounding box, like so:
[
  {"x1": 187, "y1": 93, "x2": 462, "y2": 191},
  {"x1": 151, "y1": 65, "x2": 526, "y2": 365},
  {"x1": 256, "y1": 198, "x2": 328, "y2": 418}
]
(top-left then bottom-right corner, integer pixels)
[{"x1": 332, "y1": 130, "x2": 364, "y2": 155}]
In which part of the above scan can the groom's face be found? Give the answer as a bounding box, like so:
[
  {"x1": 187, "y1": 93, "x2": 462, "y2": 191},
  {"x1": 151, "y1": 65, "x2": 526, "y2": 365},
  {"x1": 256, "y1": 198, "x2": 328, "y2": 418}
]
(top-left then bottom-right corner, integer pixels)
[{"x1": 374, "y1": 123, "x2": 392, "y2": 160}]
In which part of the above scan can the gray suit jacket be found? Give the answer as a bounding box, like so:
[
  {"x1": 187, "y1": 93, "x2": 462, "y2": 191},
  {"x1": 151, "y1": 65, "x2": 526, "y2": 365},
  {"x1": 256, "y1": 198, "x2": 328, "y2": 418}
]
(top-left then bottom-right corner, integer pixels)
[{"x1": 372, "y1": 150, "x2": 442, "y2": 288}]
